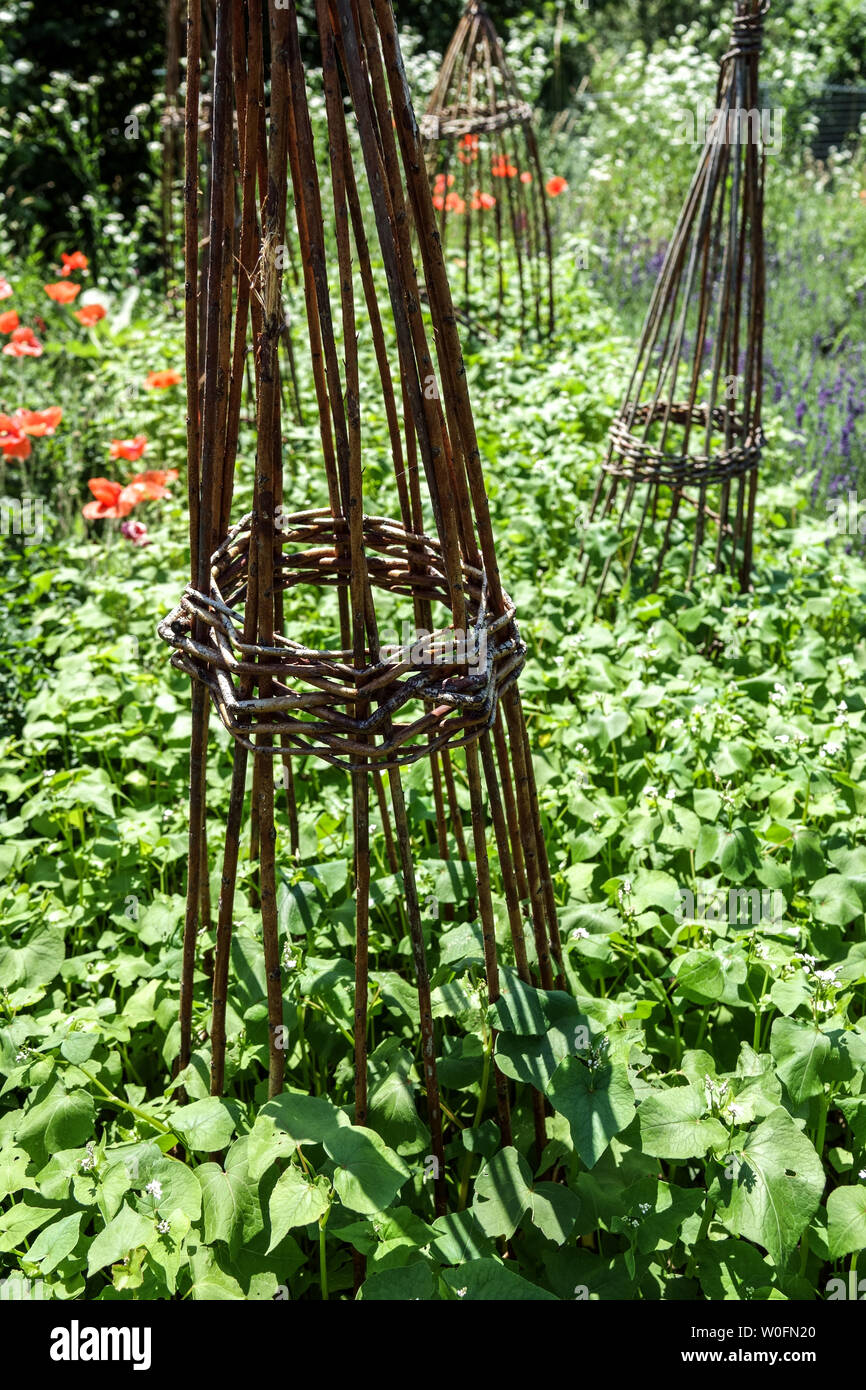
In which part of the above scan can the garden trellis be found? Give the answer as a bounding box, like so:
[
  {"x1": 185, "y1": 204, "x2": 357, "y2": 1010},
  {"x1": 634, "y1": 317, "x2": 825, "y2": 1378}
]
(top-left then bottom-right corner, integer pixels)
[
  {"x1": 159, "y1": 0, "x2": 561, "y2": 1217},
  {"x1": 582, "y1": 0, "x2": 769, "y2": 606},
  {"x1": 420, "y1": 0, "x2": 554, "y2": 335}
]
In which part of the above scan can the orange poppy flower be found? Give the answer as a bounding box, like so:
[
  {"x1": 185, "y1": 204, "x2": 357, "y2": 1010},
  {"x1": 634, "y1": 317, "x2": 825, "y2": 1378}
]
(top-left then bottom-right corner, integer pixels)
[
  {"x1": 110, "y1": 435, "x2": 148, "y2": 462},
  {"x1": 444, "y1": 192, "x2": 466, "y2": 214},
  {"x1": 470, "y1": 191, "x2": 496, "y2": 211},
  {"x1": 127, "y1": 468, "x2": 179, "y2": 500},
  {"x1": 44, "y1": 281, "x2": 81, "y2": 303},
  {"x1": 14, "y1": 407, "x2": 63, "y2": 437},
  {"x1": 433, "y1": 173, "x2": 456, "y2": 194},
  {"x1": 0, "y1": 277, "x2": 12, "y2": 301},
  {"x1": 458, "y1": 133, "x2": 479, "y2": 164},
  {"x1": 82, "y1": 477, "x2": 142, "y2": 520},
  {"x1": 2, "y1": 325, "x2": 43, "y2": 357},
  {"x1": 0, "y1": 416, "x2": 32, "y2": 460},
  {"x1": 75, "y1": 303, "x2": 106, "y2": 327},
  {"x1": 546, "y1": 175, "x2": 569, "y2": 196},
  {"x1": 492, "y1": 155, "x2": 517, "y2": 178},
  {"x1": 60, "y1": 251, "x2": 89, "y2": 277},
  {"x1": 145, "y1": 369, "x2": 182, "y2": 389},
  {"x1": 0, "y1": 310, "x2": 19, "y2": 334},
  {"x1": 520, "y1": 171, "x2": 532, "y2": 184}
]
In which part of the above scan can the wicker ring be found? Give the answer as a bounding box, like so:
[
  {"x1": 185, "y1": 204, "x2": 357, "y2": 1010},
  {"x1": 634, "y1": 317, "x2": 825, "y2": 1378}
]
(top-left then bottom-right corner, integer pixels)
[
  {"x1": 158, "y1": 509, "x2": 525, "y2": 773},
  {"x1": 604, "y1": 401, "x2": 763, "y2": 488}
]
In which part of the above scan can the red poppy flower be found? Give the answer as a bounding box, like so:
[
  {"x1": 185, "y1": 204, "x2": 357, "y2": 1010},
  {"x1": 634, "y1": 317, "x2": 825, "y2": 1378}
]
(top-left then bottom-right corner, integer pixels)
[
  {"x1": 492, "y1": 155, "x2": 517, "y2": 178},
  {"x1": 144, "y1": 369, "x2": 182, "y2": 389},
  {"x1": 546, "y1": 175, "x2": 569, "y2": 196},
  {"x1": 470, "y1": 191, "x2": 496, "y2": 211},
  {"x1": 82, "y1": 477, "x2": 142, "y2": 520},
  {"x1": 110, "y1": 435, "x2": 148, "y2": 462},
  {"x1": 127, "y1": 468, "x2": 179, "y2": 500},
  {"x1": 44, "y1": 281, "x2": 81, "y2": 303},
  {"x1": 0, "y1": 277, "x2": 12, "y2": 301},
  {"x1": 0, "y1": 416, "x2": 32, "y2": 460},
  {"x1": 0, "y1": 310, "x2": 19, "y2": 334},
  {"x1": 14, "y1": 407, "x2": 63, "y2": 437},
  {"x1": 2, "y1": 325, "x2": 43, "y2": 358},
  {"x1": 520, "y1": 171, "x2": 532, "y2": 184},
  {"x1": 60, "y1": 251, "x2": 89, "y2": 277},
  {"x1": 433, "y1": 173, "x2": 455, "y2": 194},
  {"x1": 74, "y1": 303, "x2": 106, "y2": 327},
  {"x1": 444, "y1": 192, "x2": 466, "y2": 214}
]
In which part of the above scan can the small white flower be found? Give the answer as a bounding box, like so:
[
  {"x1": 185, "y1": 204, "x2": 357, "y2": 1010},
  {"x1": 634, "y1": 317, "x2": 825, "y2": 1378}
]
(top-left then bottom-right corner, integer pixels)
[
  {"x1": 570, "y1": 927, "x2": 589, "y2": 941},
  {"x1": 859, "y1": 1169, "x2": 866, "y2": 1180},
  {"x1": 671, "y1": 718, "x2": 684, "y2": 731},
  {"x1": 775, "y1": 734, "x2": 790, "y2": 745},
  {"x1": 456, "y1": 1286, "x2": 467, "y2": 1298},
  {"x1": 157, "y1": 1219, "x2": 171, "y2": 1234},
  {"x1": 145, "y1": 1180, "x2": 163, "y2": 1200}
]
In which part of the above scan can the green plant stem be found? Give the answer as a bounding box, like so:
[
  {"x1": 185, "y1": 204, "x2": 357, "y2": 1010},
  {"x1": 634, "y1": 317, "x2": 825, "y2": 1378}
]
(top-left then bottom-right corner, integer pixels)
[
  {"x1": 75, "y1": 1064, "x2": 175, "y2": 1137},
  {"x1": 319, "y1": 1209, "x2": 330, "y2": 1301}
]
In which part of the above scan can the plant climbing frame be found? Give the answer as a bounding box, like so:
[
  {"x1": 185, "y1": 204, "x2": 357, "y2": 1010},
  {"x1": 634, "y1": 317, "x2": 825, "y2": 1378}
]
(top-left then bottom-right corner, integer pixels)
[
  {"x1": 159, "y1": 0, "x2": 561, "y2": 1219},
  {"x1": 582, "y1": 0, "x2": 769, "y2": 607}
]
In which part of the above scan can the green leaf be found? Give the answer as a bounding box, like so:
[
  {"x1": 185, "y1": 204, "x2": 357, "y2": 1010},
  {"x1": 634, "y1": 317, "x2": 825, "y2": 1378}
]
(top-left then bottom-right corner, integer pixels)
[
  {"x1": 325, "y1": 1125, "x2": 409, "y2": 1215},
  {"x1": 442, "y1": 1258, "x2": 558, "y2": 1300},
  {"x1": 810, "y1": 874, "x2": 863, "y2": 926},
  {"x1": 367, "y1": 1046, "x2": 427, "y2": 1151},
  {"x1": 639, "y1": 1085, "x2": 728, "y2": 1160},
  {"x1": 87, "y1": 1201, "x2": 153, "y2": 1276},
  {"x1": 719, "y1": 827, "x2": 761, "y2": 882},
  {"x1": 267, "y1": 1166, "x2": 330, "y2": 1249},
  {"x1": 528, "y1": 1182, "x2": 581, "y2": 1244},
  {"x1": 169, "y1": 1098, "x2": 236, "y2": 1152},
  {"x1": 827, "y1": 1186, "x2": 866, "y2": 1259},
  {"x1": 547, "y1": 1057, "x2": 635, "y2": 1168},
  {"x1": 709, "y1": 1108, "x2": 825, "y2": 1265},
  {"x1": 143, "y1": 1157, "x2": 202, "y2": 1222},
  {"x1": 358, "y1": 1262, "x2": 434, "y2": 1300},
  {"x1": 188, "y1": 1244, "x2": 246, "y2": 1300},
  {"x1": 16, "y1": 1085, "x2": 95, "y2": 1160},
  {"x1": 770, "y1": 1018, "x2": 831, "y2": 1104},
  {"x1": 0, "y1": 924, "x2": 65, "y2": 990},
  {"x1": 197, "y1": 1161, "x2": 258, "y2": 1250},
  {"x1": 488, "y1": 974, "x2": 551, "y2": 1035},
  {"x1": 473, "y1": 1147, "x2": 532, "y2": 1239},
  {"x1": 26, "y1": 1211, "x2": 84, "y2": 1273}
]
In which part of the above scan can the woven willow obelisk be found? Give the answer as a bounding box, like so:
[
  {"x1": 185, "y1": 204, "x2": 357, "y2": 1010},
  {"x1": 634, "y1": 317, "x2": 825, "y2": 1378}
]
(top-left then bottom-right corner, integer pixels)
[
  {"x1": 420, "y1": 0, "x2": 554, "y2": 335},
  {"x1": 159, "y1": 0, "x2": 561, "y2": 1217},
  {"x1": 583, "y1": 0, "x2": 768, "y2": 606}
]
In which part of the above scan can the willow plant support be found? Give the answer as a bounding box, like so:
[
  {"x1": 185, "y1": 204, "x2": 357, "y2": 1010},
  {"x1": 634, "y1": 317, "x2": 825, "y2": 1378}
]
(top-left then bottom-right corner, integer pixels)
[
  {"x1": 160, "y1": 0, "x2": 561, "y2": 1219},
  {"x1": 582, "y1": 0, "x2": 768, "y2": 609},
  {"x1": 420, "y1": 0, "x2": 554, "y2": 336}
]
